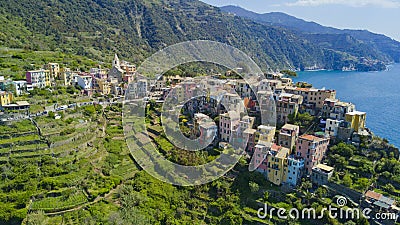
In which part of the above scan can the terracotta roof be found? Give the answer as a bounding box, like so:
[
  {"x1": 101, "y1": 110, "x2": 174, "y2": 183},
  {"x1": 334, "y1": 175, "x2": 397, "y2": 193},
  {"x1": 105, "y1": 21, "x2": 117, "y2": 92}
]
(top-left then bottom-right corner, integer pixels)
[
  {"x1": 270, "y1": 144, "x2": 289, "y2": 158},
  {"x1": 299, "y1": 134, "x2": 324, "y2": 142},
  {"x1": 295, "y1": 87, "x2": 311, "y2": 92},
  {"x1": 365, "y1": 190, "x2": 382, "y2": 201}
]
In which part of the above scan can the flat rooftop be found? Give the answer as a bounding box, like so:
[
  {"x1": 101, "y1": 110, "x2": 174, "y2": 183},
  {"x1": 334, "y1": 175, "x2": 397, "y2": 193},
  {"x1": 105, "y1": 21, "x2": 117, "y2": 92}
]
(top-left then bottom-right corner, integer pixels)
[
  {"x1": 314, "y1": 164, "x2": 334, "y2": 173},
  {"x1": 346, "y1": 111, "x2": 366, "y2": 116}
]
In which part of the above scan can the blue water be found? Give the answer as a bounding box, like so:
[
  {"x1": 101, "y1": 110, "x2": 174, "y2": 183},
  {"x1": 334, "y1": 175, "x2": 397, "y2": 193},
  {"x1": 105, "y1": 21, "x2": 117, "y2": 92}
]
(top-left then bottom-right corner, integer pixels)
[{"x1": 292, "y1": 64, "x2": 400, "y2": 148}]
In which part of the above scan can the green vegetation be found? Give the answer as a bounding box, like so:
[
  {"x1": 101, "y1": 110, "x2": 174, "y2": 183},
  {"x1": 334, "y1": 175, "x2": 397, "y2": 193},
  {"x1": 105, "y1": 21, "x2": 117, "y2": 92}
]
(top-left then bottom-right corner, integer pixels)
[
  {"x1": 0, "y1": 48, "x2": 99, "y2": 80},
  {"x1": 30, "y1": 191, "x2": 88, "y2": 212},
  {"x1": 327, "y1": 141, "x2": 400, "y2": 198},
  {"x1": 0, "y1": 0, "x2": 390, "y2": 74},
  {"x1": 280, "y1": 69, "x2": 297, "y2": 77}
]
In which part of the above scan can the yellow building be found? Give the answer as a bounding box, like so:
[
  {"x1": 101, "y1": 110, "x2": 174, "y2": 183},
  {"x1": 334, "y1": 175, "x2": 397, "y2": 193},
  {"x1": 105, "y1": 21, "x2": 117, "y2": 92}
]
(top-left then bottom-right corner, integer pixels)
[
  {"x1": 256, "y1": 125, "x2": 276, "y2": 144},
  {"x1": 60, "y1": 68, "x2": 77, "y2": 86},
  {"x1": 97, "y1": 78, "x2": 111, "y2": 95},
  {"x1": 0, "y1": 91, "x2": 13, "y2": 106},
  {"x1": 267, "y1": 144, "x2": 290, "y2": 186},
  {"x1": 345, "y1": 111, "x2": 366, "y2": 133},
  {"x1": 44, "y1": 63, "x2": 60, "y2": 80}
]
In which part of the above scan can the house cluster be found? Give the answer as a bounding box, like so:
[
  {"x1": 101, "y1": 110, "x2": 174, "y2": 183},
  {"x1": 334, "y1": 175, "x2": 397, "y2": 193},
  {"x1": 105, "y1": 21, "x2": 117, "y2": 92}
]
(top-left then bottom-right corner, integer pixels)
[
  {"x1": 364, "y1": 190, "x2": 399, "y2": 219},
  {"x1": 0, "y1": 76, "x2": 30, "y2": 111},
  {"x1": 0, "y1": 54, "x2": 138, "y2": 111},
  {"x1": 131, "y1": 72, "x2": 345, "y2": 187},
  {"x1": 133, "y1": 69, "x2": 375, "y2": 187}
]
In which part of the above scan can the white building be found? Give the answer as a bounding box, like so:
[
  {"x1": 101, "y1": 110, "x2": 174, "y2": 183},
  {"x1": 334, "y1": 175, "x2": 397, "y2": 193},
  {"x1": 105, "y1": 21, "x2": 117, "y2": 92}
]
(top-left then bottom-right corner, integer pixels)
[
  {"x1": 77, "y1": 75, "x2": 93, "y2": 90},
  {"x1": 325, "y1": 119, "x2": 341, "y2": 137},
  {"x1": 12, "y1": 81, "x2": 27, "y2": 96}
]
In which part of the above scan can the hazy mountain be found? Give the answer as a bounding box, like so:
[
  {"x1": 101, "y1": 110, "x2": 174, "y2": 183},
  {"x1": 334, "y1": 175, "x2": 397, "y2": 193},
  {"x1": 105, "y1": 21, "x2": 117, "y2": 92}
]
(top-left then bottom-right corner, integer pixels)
[
  {"x1": 221, "y1": 5, "x2": 400, "y2": 64},
  {"x1": 0, "y1": 0, "x2": 392, "y2": 72}
]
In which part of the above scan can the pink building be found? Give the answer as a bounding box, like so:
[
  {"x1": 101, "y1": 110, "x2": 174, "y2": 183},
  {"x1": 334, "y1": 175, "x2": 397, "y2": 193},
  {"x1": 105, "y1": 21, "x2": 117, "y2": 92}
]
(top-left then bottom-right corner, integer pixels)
[
  {"x1": 244, "y1": 128, "x2": 257, "y2": 154},
  {"x1": 252, "y1": 141, "x2": 271, "y2": 173},
  {"x1": 296, "y1": 134, "x2": 329, "y2": 174},
  {"x1": 219, "y1": 111, "x2": 240, "y2": 142}
]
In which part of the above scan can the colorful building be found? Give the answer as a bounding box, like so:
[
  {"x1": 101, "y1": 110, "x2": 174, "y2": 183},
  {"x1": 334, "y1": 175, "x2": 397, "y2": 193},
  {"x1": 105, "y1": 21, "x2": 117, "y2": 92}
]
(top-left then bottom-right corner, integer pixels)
[
  {"x1": 278, "y1": 124, "x2": 299, "y2": 151},
  {"x1": 286, "y1": 155, "x2": 305, "y2": 186},
  {"x1": 60, "y1": 68, "x2": 77, "y2": 86},
  {"x1": 322, "y1": 99, "x2": 355, "y2": 120},
  {"x1": 219, "y1": 111, "x2": 240, "y2": 142},
  {"x1": 44, "y1": 63, "x2": 60, "y2": 82},
  {"x1": 252, "y1": 141, "x2": 271, "y2": 173},
  {"x1": 325, "y1": 119, "x2": 341, "y2": 137},
  {"x1": 96, "y1": 78, "x2": 111, "y2": 95},
  {"x1": 90, "y1": 67, "x2": 108, "y2": 80},
  {"x1": 26, "y1": 69, "x2": 51, "y2": 88},
  {"x1": 311, "y1": 164, "x2": 334, "y2": 185},
  {"x1": 345, "y1": 111, "x2": 366, "y2": 133},
  {"x1": 307, "y1": 89, "x2": 336, "y2": 109},
  {"x1": 256, "y1": 125, "x2": 276, "y2": 144},
  {"x1": 296, "y1": 134, "x2": 330, "y2": 174},
  {"x1": 12, "y1": 80, "x2": 27, "y2": 96},
  {"x1": 0, "y1": 91, "x2": 13, "y2": 107},
  {"x1": 266, "y1": 144, "x2": 290, "y2": 186},
  {"x1": 276, "y1": 93, "x2": 303, "y2": 124}
]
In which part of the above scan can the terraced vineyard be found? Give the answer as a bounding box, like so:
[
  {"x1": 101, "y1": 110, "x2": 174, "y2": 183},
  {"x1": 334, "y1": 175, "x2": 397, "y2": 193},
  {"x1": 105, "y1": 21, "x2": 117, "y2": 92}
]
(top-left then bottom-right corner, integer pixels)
[
  {"x1": 0, "y1": 103, "x2": 139, "y2": 224},
  {"x1": 30, "y1": 190, "x2": 88, "y2": 213}
]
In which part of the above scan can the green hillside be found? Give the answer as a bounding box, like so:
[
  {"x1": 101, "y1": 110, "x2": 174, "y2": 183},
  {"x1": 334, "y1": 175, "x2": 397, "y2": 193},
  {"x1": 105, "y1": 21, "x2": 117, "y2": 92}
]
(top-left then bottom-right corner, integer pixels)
[
  {"x1": 221, "y1": 5, "x2": 400, "y2": 65},
  {"x1": 0, "y1": 0, "x2": 387, "y2": 72}
]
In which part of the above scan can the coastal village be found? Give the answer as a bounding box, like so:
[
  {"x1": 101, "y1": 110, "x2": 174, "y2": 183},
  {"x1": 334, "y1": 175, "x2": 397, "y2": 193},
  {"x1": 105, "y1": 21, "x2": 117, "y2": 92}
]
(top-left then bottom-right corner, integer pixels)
[{"x1": 0, "y1": 54, "x2": 399, "y2": 224}]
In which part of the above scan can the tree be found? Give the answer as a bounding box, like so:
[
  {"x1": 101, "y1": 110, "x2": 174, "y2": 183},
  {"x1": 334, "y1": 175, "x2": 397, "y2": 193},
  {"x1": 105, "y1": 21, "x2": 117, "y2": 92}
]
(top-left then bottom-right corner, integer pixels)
[
  {"x1": 383, "y1": 183, "x2": 395, "y2": 193},
  {"x1": 343, "y1": 173, "x2": 353, "y2": 187},
  {"x1": 368, "y1": 151, "x2": 381, "y2": 161},
  {"x1": 356, "y1": 178, "x2": 370, "y2": 191},
  {"x1": 315, "y1": 186, "x2": 327, "y2": 198},
  {"x1": 301, "y1": 180, "x2": 312, "y2": 193},
  {"x1": 263, "y1": 191, "x2": 270, "y2": 202},
  {"x1": 249, "y1": 181, "x2": 259, "y2": 193},
  {"x1": 280, "y1": 70, "x2": 297, "y2": 77},
  {"x1": 48, "y1": 111, "x2": 55, "y2": 119},
  {"x1": 330, "y1": 143, "x2": 355, "y2": 158},
  {"x1": 329, "y1": 154, "x2": 348, "y2": 171},
  {"x1": 26, "y1": 210, "x2": 48, "y2": 225}
]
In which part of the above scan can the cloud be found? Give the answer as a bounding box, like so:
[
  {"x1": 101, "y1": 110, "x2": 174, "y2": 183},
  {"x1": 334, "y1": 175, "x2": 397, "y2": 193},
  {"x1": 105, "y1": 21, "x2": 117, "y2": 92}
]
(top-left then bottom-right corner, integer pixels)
[{"x1": 285, "y1": 0, "x2": 400, "y2": 8}]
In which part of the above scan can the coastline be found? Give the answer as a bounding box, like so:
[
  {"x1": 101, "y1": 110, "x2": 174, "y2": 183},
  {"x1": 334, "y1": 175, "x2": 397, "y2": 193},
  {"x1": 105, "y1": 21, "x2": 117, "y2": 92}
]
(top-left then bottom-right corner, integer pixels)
[{"x1": 294, "y1": 64, "x2": 400, "y2": 148}]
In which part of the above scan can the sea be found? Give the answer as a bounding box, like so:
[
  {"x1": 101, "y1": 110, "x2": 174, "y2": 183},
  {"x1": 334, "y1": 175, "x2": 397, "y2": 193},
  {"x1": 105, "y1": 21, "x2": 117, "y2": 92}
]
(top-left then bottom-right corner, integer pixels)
[{"x1": 292, "y1": 64, "x2": 400, "y2": 148}]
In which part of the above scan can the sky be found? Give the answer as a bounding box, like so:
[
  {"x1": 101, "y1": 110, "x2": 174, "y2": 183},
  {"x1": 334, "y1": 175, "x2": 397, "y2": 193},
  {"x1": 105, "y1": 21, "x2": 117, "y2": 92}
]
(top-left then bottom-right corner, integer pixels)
[{"x1": 200, "y1": 0, "x2": 400, "y2": 41}]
